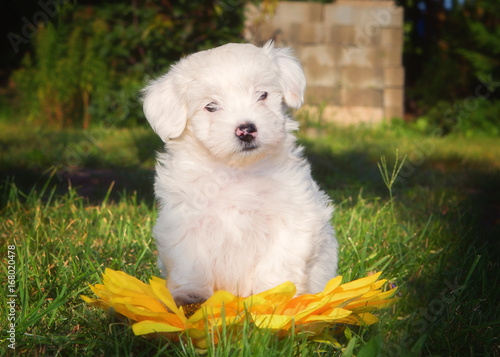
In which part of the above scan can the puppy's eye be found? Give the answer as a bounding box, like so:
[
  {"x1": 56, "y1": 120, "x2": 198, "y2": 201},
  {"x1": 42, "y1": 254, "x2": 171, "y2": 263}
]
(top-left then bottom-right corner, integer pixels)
[
  {"x1": 258, "y1": 91, "x2": 268, "y2": 101},
  {"x1": 204, "y1": 102, "x2": 219, "y2": 112}
]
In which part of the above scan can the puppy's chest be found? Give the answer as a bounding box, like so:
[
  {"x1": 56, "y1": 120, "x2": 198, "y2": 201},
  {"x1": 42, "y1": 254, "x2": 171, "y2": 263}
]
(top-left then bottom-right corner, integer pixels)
[{"x1": 186, "y1": 170, "x2": 289, "y2": 216}]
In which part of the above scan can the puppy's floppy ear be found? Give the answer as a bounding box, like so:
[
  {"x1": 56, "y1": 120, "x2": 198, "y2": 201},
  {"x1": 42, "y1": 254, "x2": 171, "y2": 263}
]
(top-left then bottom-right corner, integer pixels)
[
  {"x1": 142, "y1": 71, "x2": 187, "y2": 142},
  {"x1": 264, "y1": 41, "x2": 306, "y2": 109}
]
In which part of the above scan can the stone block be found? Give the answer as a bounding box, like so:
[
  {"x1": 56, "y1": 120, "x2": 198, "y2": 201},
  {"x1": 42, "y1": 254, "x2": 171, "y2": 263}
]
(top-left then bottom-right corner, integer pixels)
[
  {"x1": 338, "y1": 46, "x2": 378, "y2": 68},
  {"x1": 324, "y1": 105, "x2": 384, "y2": 124},
  {"x1": 324, "y1": 4, "x2": 354, "y2": 26},
  {"x1": 273, "y1": 1, "x2": 323, "y2": 25},
  {"x1": 354, "y1": 23, "x2": 383, "y2": 47},
  {"x1": 384, "y1": 106, "x2": 404, "y2": 120},
  {"x1": 299, "y1": 104, "x2": 385, "y2": 125},
  {"x1": 305, "y1": 87, "x2": 342, "y2": 106},
  {"x1": 326, "y1": 25, "x2": 356, "y2": 46},
  {"x1": 340, "y1": 68, "x2": 384, "y2": 89},
  {"x1": 383, "y1": 88, "x2": 404, "y2": 108},
  {"x1": 341, "y1": 88, "x2": 383, "y2": 107},
  {"x1": 380, "y1": 28, "x2": 404, "y2": 48},
  {"x1": 298, "y1": 45, "x2": 338, "y2": 68},
  {"x1": 378, "y1": 48, "x2": 402, "y2": 66},
  {"x1": 303, "y1": 65, "x2": 340, "y2": 87},
  {"x1": 328, "y1": 25, "x2": 382, "y2": 47},
  {"x1": 352, "y1": 5, "x2": 403, "y2": 28},
  {"x1": 291, "y1": 23, "x2": 326, "y2": 45},
  {"x1": 384, "y1": 67, "x2": 405, "y2": 87}
]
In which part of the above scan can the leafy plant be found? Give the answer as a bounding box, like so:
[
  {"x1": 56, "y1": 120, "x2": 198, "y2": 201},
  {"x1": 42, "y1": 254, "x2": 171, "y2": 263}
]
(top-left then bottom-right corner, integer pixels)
[{"x1": 377, "y1": 150, "x2": 407, "y2": 222}]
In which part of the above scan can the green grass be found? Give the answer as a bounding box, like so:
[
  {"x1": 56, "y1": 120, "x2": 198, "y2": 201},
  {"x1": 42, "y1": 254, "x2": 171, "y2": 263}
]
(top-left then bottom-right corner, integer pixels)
[{"x1": 1, "y1": 118, "x2": 499, "y2": 355}]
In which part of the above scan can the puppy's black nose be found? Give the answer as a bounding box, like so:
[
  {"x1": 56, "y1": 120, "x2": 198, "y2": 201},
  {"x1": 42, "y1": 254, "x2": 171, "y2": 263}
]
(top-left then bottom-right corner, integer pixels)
[{"x1": 235, "y1": 123, "x2": 257, "y2": 143}]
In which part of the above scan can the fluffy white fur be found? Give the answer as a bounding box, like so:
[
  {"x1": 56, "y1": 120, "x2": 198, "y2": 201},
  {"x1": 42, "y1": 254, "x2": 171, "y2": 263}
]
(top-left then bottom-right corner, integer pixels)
[{"x1": 142, "y1": 41, "x2": 338, "y2": 305}]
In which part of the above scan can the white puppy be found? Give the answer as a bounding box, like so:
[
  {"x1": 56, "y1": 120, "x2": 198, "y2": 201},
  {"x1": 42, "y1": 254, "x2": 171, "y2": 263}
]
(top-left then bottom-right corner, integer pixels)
[{"x1": 142, "y1": 41, "x2": 338, "y2": 306}]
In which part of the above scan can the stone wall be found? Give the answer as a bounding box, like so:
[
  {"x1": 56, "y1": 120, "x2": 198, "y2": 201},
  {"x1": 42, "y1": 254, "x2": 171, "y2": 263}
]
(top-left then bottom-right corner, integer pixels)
[{"x1": 245, "y1": 0, "x2": 404, "y2": 124}]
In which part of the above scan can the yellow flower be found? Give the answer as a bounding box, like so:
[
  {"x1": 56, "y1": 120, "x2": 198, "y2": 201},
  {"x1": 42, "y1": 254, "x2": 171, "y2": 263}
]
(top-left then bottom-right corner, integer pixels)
[{"x1": 82, "y1": 269, "x2": 398, "y2": 348}]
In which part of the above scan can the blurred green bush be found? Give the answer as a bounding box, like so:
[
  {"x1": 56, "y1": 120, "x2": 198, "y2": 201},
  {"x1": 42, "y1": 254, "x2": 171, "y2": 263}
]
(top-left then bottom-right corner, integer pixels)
[
  {"x1": 406, "y1": 0, "x2": 500, "y2": 136},
  {"x1": 11, "y1": 0, "x2": 246, "y2": 128}
]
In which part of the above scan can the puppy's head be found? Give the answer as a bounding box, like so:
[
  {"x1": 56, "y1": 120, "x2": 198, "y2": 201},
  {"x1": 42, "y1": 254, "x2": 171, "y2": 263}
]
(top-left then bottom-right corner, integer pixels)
[{"x1": 142, "y1": 41, "x2": 305, "y2": 163}]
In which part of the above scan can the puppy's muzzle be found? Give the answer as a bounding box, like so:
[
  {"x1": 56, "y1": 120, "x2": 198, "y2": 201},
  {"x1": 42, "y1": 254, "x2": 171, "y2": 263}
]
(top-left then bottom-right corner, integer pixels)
[{"x1": 235, "y1": 123, "x2": 257, "y2": 143}]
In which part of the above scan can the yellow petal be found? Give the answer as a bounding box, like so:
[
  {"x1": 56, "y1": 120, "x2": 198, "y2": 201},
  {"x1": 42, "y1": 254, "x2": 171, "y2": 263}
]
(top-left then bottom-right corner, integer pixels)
[
  {"x1": 132, "y1": 320, "x2": 184, "y2": 335},
  {"x1": 373, "y1": 288, "x2": 399, "y2": 300},
  {"x1": 89, "y1": 284, "x2": 113, "y2": 301},
  {"x1": 302, "y1": 308, "x2": 352, "y2": 323},
  {"x1": 252, "y1": 313, "x2": 293, "y2": 330},
  {"x1": 101, "y1": 276, "x2": 150, "y2": 299},
  {"x1": 356, "y1": 312, "x2": 380, "y2": 325},
  {"x1": 254, "y1": 281, "x2": 296, "y2": 305},
  {"x1": 241, "y1": 294, "x2": 272, "y2": 314},
  {"x1": 80, "y1": 295, "x2": 110, "y2": 310},
  {"x1": 321, "y1": 276, "x2": 343, "y2": 295},
  {"x1": 326, "y1": 286, "x2": 373, "y2": 306},
  {"x1": 109, "y1": 295, "x2": 169, "y2": 313},
  {"x1": 292, "y1": 296, "x2": 333, "y2": 322},
  {"x1": 150, "y1": 276, "x2": 167, "y2": 285},
  {"x1": 149, "y1": 278, "x2": 185, "y2": 320},
  {"x1": 340, "y1": 272, "x2": 382, "y2": 291},
  {"x1": 188, "y1": 291, "x2": 237, "y2": 323},
  {"x1": 104, "y1": 268, "x2": 154, "y2": 297},
  {"x1": 368, "y1": 279, "x2": 387, "y2": 291},
  {"x1": 125, "y1": 304, "x2": 184, "y2": 327},
  {"x1": 348, "y1": 297, "x2": 400, "y2": 311},
  {"x1": 338, "y1": 312, "x2": 380, "y2": 325}
]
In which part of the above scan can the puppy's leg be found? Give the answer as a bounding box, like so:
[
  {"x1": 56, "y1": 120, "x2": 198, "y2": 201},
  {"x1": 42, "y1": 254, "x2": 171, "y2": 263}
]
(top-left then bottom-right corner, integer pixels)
[
  {"x1": 155, "y1": 210, "x2": 215, "y2": 306},
  {"x1": 307, "y1": 227, "x2": 338, "y2": 293}
]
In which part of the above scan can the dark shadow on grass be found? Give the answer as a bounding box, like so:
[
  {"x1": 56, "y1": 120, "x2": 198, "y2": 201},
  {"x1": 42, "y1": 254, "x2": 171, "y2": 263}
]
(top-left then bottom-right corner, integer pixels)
[
  {"x1": 0, "y1": 129, "x2": 164, "y2": 206},
  {"x1": 0, "y1": 166, "x2": 157, "y2": 207}
]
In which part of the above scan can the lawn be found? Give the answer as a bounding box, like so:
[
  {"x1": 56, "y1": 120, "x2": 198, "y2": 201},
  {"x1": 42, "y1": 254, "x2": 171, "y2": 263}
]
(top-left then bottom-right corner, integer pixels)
[{"x1": 1, "y1": 117, "x2": 499, "y2": 356}]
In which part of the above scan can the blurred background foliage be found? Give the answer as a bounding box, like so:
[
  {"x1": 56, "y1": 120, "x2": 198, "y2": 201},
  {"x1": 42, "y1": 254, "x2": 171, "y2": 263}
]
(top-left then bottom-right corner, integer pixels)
[
  {"x1": 2, "y1": 0, "x2": 246, "y2": 129},
  {"x1": 402, "y1": 0, "x2": 500, "y2": 136},
  {"x1": 1, "y1": 0, "x2": 499, "y2": 136}
]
